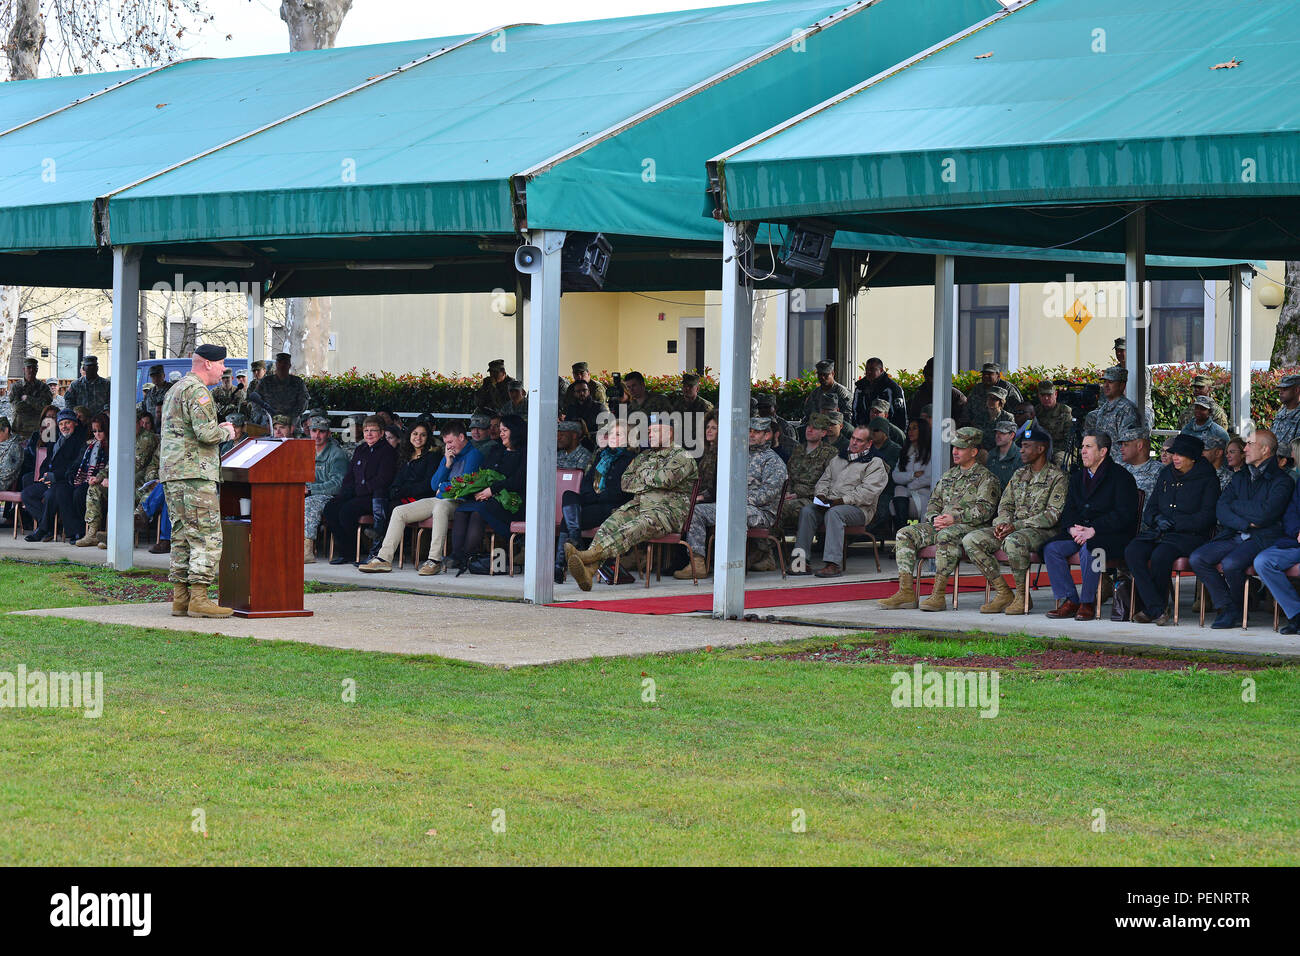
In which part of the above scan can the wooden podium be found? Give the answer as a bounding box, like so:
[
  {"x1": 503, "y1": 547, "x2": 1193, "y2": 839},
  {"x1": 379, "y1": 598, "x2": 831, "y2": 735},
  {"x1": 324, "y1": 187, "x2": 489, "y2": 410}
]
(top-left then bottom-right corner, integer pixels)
[{"x1": 218, "y1": 438, "x2": 315, "y2": 618}]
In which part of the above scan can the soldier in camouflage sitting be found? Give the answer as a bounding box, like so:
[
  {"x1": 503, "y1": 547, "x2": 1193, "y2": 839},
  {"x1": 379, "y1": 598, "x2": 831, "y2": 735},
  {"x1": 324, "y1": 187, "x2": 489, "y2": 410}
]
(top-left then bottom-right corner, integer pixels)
[
  {"x1": 1034, "y1": 380, "x2": 1074, "y2": 465},
  {"x1": 962, "y1": 422, "x2": 1067, "y2": 615},
  {"x1": 77, "y1": 409, "x2": 160, "y2": 547},
  {"x1": 675, "y1": 417, "x2": 787, "y2": 579},
  {"x1": 1119, "y1": 426, "x2": 1162, "y2": 497},
  {"x1": 979, "y1": 386, "x2": 1016, "y2": 451},
  {"x1": 1177, "y1": 374, "x2": 1229, "y2": 430},
  {"x1": 565, "y1": 414, "x2": 697, "y2": 592},
  {"x1": 779, "y1": 412, "x2": 837, "y2": 532},
  {"x1": 879, "y1": 426, "x2": 1001, "y2": 612}
]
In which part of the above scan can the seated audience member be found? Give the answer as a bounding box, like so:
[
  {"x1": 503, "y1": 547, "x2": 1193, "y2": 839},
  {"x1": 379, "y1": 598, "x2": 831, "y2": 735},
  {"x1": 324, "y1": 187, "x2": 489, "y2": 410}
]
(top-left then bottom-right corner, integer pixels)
[
  {"x1": 1225, "y1": 436, "x2": 1246, "y2": 475},
  {"x1": 566, "y1": 415, "x2": 697, "y2": 591},
  {"x1": 562, "y1": 379, "x2": 606, "y2": 447},
  {"x1": 879, "y1": 427, "x2": 1000, "y2": 612},
  {"x1": 555, "y1": 421, "x2": 638, "y2": 583},
  {"x1": 1044, "y1": 430, "x2": 1139, "y2": 621},
  {"x1": 357, "y1": 421, "x2": 440, "y2": 571},
  {"x1": 673, "y1": 371, "x2": 714, "y2": 415},
  {"x1": 695, "y1": 410, "x2": 719, "y2": 501},
  {"x1": 891, "y1": 418, "x2": 933, "y2": 530},
  {"x1": 980, "y1": 387, "x2": 1016, "y2": 450},
  {"x1": 962, "y1": 422, "x2": 1067, "y2": 615},
  {"x1": 792, "y1": 424, "x2": 889, "y2": 578},
  {"x1": 867, "y1": 417, "x2": 901, "y2": 472},
  {"x1": 1034, "y1": 380, "x2": 1074, "y2": 464},
  {"x1": 489, "y1": 414, "x2": 503, "y2": 443},
  {"x1": 23, "y1": 409, "x2": 88, "y2": 542},
  {"x1": 271, "y1": 415, "x2": 293, "y2": 439},
  {"x1": 0, "y1": 416, "x2": 23, "y2": 495},
  {"x1": 1124, "y1": 433, "x2": 1219, "y2": 625},
  {"x1": 446, "y1": 413, "x2": 527, "y2": 573},
  {"x1": 821, "y1": 409, "x2": 850, "y2": 454},
  {"x1": 1188, "y1": 429, "x2": 1292, "y2": 629},
  {"x1": 63, "y1": 413, "x2": 110, "y2": 544},
  {"x1": 406, "y1": 421, "x2": 485, "y2": 576},
  {"x1": 78, "y1": 411, "x2": 159, "y2": 547},
  {"x1": 867, "y1": 398, "x2": 906, "y2": 447},
  {"x1": 1119, "y1": 426, "x2": 1162, "y2": 497},
  {"x1": 303, "y1": 417, "x2": 349, "y2": 563},
  {"x1": 1290, "y1": 439, "x2": 1300, "y2": 481},
  {"x1": 1180, "y1": 395, "x2": 1230, "y2": 450},
  {"x1": 986, "y1": 420, "x2": 1021, "y2": 490},
  {"x1": 382, "y1": 422, "x2": 404, "y2": 450},
  {"x1": 753, "y1": 393, "x2": 797, "y2": 460},
  {"x1": 918, "y1": 404, "x2": 933, "y2": 430},
  {"x1": 365, "y1": 420, "x2": 434, "y2": 561},
  {"x1": 557, "y1": 420, "x2": 593, "y2": 472},
  {"x1": 21, "y1": 405, "x2": 60, "y2": 484},
  {"x1": 468, "y1": 412, "x2": 498, "y2": 455},
  {"x1": 675, "y1": 418, "x2": 786, "y2": 580},
  {"x1": 1012, "y1": 402, "x2": 1035, "y2": 431},
  {"x1": 565, "y1": 361, "x2": 607, "y2": 407},
  {"x1": 1251, "y1": 471, "x2": 1300, "y2": 633},
  {"x1": 780, "y1": 412, "x2": 837, "y2": 533},
  {"x1": 324, "y1": 416, "x2": 398, "y2": 565},
  {"x1": 135, "y1": 481, "x2": 172, "y2": 553},
  {"x1": 498, "y1": 379, "x2": 529, "y2": 419},
  {"x1": 219, "y1": 413, "x2": 247, "y2": 456},
  {"x1": 1201, "y1": 433, "x2": 1234, "y2": 490}
]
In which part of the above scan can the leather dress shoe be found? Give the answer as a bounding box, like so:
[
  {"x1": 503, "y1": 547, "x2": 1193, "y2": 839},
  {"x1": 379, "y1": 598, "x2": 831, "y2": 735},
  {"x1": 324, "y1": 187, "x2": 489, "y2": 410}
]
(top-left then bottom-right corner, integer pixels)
[
  {"x1": 1046, "y1": 599, "x2": 1079, "y2": 619},
  {"x1": 1279, "y1": 613, "x2": 1300, "y2": 635},
  {"x1": 1211, "y1": 605, "x2": 1242, "y2": 630},
  {"x1": 1133, "y1": 610, "x2": 1155, "y2": 624},
  {"x1": 815, "y1": 562, "x2": 843, "y2": 578},
  {"x1": 1074, "y1": 602, "x2": 1096, "y2": 621}
]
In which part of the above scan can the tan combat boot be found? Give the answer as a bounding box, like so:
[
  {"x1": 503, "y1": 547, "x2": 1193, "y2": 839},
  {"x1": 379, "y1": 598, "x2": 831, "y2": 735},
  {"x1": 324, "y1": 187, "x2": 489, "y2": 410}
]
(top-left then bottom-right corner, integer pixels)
[
  {"x1": 304, "y1": 538, "x2": 316, "y2": 564},
  {"x1": 187, "y1": 586, "x2": 234, "y2": 618},
  {"x1": 878, "y1": 572, "x2": 918, "y2": 609},
  {"x1": 74, "y1": 532, "x2": 98, "y2": 547},
  {"x1": 1004, "y1": 580, "x2": 1032, "y2": 615},
  {"x1": 981, "y1": 577, "x2": 1015, "y2": 614},
  {"x1": 673, "y1": 554, "x2": 709, "y2": 580},
  {"x1": 566, "y1": 541, "x2": 608, "y2": 592},
  {"x1": 920, "y1": 573, "x2": 949, "y2": 612},
  {"x1": 171, "y1": 584, "x2": 190, "y2": 617}
]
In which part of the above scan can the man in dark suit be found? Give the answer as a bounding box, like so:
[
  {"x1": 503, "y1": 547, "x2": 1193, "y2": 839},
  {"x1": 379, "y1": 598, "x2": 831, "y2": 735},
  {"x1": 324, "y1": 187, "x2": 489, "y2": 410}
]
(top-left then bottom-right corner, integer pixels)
[
  {"x1": 23, "y1": 409, "x2": 89, "y2": 542},
  {"x1": 1043, "y1": 429, "x2": 1139, "y2": 621}
]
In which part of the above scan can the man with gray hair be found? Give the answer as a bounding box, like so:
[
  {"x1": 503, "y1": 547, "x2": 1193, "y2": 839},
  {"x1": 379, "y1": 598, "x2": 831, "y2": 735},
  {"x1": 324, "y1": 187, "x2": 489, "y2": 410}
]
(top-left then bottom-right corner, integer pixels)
[
  {"x1": 1084, "y1": 366, "x2": 1140, "y2": 461},
  {"x1": 674, "y1": 417, "x2": 787, "y2": 579}
]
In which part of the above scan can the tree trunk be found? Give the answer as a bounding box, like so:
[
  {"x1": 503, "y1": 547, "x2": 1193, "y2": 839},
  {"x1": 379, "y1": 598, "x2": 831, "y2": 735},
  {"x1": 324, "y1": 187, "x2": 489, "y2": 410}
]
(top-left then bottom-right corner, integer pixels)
[
  {"x1": 1270, "y1": 262, "x2": 1300, "y2": 369},
  {"x1": 280, "y1": 0, "x2": 352, "y2": 374}
]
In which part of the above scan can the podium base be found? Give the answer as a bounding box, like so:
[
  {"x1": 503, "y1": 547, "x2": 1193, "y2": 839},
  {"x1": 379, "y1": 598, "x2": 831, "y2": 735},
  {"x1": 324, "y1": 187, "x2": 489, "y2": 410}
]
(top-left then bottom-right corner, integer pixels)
[{"x1": 232, "y1": 609, "x2": 314, "y2": 618}]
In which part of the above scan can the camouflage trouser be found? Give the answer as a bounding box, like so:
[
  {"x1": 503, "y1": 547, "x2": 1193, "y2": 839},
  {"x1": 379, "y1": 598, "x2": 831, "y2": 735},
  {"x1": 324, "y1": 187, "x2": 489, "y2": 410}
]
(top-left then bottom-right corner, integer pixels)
[
  {"x1": 304, "y1": 494, "x2": 332, "y2": 540},
  {"x1": 779, "y1": 496, "x2": 812, "y2": 532},
  {"x1": 686, "y1": 501, "x2": 762, "y2": 557},
  {"x1": 84, "y1": 483, "x2": 106, "y2": 535},
  {"x1": 164, "y1": 478, "x2": 222, "y2": 586},
  {"x1": 962, "y1": 526, "x2": 1054, "y2": 582},
  {"x1": 895, "y1": 520, "x2": 980, "y2": 577},
  {"x1": 593, "y1": 498, "x2": 687, "y2": 556}
]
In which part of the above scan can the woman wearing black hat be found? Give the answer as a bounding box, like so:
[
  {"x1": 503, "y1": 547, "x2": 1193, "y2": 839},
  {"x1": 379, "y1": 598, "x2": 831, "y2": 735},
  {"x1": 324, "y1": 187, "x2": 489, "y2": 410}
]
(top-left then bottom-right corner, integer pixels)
[{"x1": 1123, "y1": 432, "x2": 1220, "y2": 624}]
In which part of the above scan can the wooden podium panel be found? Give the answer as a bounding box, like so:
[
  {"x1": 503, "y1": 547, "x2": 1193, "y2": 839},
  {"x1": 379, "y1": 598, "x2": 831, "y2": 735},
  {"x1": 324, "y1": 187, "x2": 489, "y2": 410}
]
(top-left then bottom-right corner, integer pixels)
[{"x1": 219, "y1": 438, "x2": 315, "y2": 618}]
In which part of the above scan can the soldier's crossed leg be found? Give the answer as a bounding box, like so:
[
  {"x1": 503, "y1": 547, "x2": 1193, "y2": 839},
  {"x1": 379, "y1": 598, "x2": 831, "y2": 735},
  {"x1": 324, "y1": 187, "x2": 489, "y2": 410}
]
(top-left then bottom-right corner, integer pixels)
[{"x1": 593, "y1": 504, "x2": 675, "y2": 556}]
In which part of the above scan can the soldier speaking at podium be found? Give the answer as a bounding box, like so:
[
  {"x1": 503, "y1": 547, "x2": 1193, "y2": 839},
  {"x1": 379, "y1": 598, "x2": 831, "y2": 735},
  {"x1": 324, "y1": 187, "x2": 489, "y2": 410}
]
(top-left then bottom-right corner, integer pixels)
[{"x1": 160, "y1": 344, "x2": 237, "y2": 618}]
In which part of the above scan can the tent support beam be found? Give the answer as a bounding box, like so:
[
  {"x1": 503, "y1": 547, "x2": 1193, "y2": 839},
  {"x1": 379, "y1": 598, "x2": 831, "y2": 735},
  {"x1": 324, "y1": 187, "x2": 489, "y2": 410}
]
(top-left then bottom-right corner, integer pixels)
[
  {"x1": 514, "y1": 275, "x2": 527, "y2": 385},
  {"x1": 522, "y1": 230, "x2": 564, "y2": 606},
  {"x1": 1125, "y1": 207, "x2": 1147, "y2": 415},
  {"x1": 247, "y1": 282, "x2": 264, "y2": 364},
  {"x1": 714, "y1": 221, "x2": 752, "y2": 619},
  {"x1": 835, "y1": 253, "x2": 856, "y2": 384},
  {"x1": 107, "y1": 246, "x2": 142, "y2": 571},
  {"x1": 1230, "y1": 265, "x2": 1252, "y2": 435},
  {"x1": 930, "y1": 255, "x2": 956, "y2": 483}
]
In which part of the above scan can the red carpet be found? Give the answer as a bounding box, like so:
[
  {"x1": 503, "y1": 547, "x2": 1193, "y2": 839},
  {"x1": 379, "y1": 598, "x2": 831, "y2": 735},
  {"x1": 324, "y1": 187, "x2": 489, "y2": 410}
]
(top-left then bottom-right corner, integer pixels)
[{"x1": 552, "y1": 577, "x2": 992, "y2": 615}]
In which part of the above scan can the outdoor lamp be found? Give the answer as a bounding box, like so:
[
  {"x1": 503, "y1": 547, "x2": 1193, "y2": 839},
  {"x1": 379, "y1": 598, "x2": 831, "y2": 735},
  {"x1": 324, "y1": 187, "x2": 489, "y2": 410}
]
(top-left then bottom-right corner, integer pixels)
[
  {"x1": 1259, "y1": 280, "x2": 1285, "y2": 309},
  {"x1": 495, "y1": 292, "x2": 517, "y2": 317}
]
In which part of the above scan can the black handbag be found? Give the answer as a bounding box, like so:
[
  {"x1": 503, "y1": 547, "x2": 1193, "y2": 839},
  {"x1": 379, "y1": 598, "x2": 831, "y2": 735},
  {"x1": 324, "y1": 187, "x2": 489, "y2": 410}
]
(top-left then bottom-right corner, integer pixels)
[
  {"x1": 1110, "y1": 571, "x2": 1144, "y2": 622},
  {"x1": 596, "y1": 559, "x2": 635, "y2": 585},
  {"x1": 466, "y1": 552, "x2": 493, "y2": 575}
]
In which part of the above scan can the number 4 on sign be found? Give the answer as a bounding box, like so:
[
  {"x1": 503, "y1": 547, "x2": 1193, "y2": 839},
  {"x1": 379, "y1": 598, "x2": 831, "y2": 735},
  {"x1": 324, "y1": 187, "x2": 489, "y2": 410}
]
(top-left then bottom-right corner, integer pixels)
[{"x1": 1064, "y1": 299, "x2": 1092, "y2": 335}]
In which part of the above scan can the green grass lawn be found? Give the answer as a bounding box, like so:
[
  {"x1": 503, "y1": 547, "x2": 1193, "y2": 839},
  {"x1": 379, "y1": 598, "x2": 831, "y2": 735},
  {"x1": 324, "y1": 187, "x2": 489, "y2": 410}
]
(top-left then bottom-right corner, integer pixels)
[{"x1": 1, "y1": 558, "x2": 1297, "y2": 865}]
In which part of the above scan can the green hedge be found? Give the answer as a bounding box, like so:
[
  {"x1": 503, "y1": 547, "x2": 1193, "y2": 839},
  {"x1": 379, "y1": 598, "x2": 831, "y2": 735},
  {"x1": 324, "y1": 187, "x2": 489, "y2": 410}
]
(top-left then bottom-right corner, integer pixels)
[{"x1": 307, "y1": 364, "x2": 1298, "y2": 431}]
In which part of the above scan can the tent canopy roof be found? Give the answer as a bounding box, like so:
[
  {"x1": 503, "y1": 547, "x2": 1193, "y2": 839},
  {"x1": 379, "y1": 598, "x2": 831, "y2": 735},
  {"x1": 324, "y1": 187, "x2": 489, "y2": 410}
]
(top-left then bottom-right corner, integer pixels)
[{"x1": 712, "y1": 0, "x2": 1300, "y2": 258}]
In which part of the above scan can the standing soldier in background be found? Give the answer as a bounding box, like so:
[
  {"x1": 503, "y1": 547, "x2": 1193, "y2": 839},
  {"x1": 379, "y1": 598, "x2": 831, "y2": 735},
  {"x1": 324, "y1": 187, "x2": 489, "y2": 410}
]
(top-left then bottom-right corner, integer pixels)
[
  {"x1": 257, "y1": 352, "x2": 311, "y2": 427},
  {"x1": 1177, "y1": 374, "x2": 1230, "y2": 430},
  {"x1": 878, "y1": 427, "x2": 1001, "y2": 612},
  {"x1": 65, "y1": 355, "x2": 111, "y2": 415},
  {"x1": 802, "y1": 360, "x2": 853, "y2": 424},
  {"x1": 966, "y1": 363, "x2": 1023, "y2": 433},
  {"x1": 672, "y1": 372, "x2": 713, "y2": 416},
  {"x1": 1271, "y1": 374, "x2": 1300, "y2": 455},
  {"x1": 1114, "y1": 337, "x2": 1154, "y2": 427},
  {"x1": 212, "y1": 368, "x2": 244, "y2": 422},
  {"x1": 160, "y1": 344, "x2": 236, "y2": 619},
  {"x1": 9, "y1": 358, "x2": 53, "y2": 439},
  {"x1": 1034, "y1": 380, "x2": 1074, "y2": 465},
  {"x1": 142, "y1": 364, "x2": 170, "y2": 427},
  {"x1": 1085, "y1": 367, "x2": 1140, "y2": 461},
  {"x1": 474, "y1": 358, "x2": 513, "y2": 413}
]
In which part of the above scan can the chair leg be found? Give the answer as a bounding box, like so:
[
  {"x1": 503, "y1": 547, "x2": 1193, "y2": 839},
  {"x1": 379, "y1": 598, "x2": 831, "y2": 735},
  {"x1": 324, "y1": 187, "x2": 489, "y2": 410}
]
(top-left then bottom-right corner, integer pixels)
[
  {"x1": 1024, "y1": 567, "x2": 1031, "y2": 614},
  {"x1": 774, "y1": 538, "x2": 786, "y2": 578},
  {"x1": 1243, "y1": 577, "x2": 1250, "y2": 630},
  {"x1": 643, "y1": 545, "x2": 652, "y2": 588},
  {"x1": 1199, "y1": 580, "x2": 1205, "y2": 628},
  {"x1": 872, "y1": 538, "x2": 881, "y2": 573},
  {"x1": 1174, "y1": 573, "x2": 1181, "y2": 625},
  {"x1": 613, "y1": 552, "x2": 620, "y2": 586},
  {"x1": 489, "y1": 533, "x2": 496, "y2": 576},
  {"x1": 953, "y1": 566, "x2": 960, "y2": 610}
]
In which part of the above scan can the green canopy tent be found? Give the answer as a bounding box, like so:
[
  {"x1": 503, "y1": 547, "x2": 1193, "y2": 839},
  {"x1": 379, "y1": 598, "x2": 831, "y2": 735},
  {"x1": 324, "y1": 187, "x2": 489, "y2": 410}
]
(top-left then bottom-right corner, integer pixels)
[{"x1": 705, "y1": 0, "x2": 1282, "y2": 616}]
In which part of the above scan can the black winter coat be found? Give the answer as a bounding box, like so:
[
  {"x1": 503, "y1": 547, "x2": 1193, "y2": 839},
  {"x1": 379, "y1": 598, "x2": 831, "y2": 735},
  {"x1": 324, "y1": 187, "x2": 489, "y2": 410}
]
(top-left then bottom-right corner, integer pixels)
[
  {"x1": 580, "y1": 447, "x2": 637, "y2": 508},
  {"x1": 387, "y1": 451, "x2": 439, "y2": 503},
  {"x1": 1139, "y1": 457, "x2": 1220, "y2": 551},
  {"x1": 1212, "y1": 458, "x2": 1295, "y2": 543},
  {"x1": 1051, "y1": 456, "x2": 1140, "y2": 557},
  {"x1": 38, "y1": 425, "x2": 90, "y2": 485}
]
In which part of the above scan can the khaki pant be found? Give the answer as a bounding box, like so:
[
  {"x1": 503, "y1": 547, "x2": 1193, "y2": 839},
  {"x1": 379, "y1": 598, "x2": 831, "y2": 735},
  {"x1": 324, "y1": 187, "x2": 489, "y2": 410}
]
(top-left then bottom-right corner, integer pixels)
[{"x1": 376, "y1": 497, "x2": 459, "y2": 563}]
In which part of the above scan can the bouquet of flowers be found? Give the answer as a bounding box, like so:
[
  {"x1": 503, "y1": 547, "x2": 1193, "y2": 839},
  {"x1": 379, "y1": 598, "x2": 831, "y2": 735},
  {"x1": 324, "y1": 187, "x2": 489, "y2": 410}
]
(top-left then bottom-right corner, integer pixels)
[{"x1": 442, "y1": 469, "x2": 522, "y2": 514}]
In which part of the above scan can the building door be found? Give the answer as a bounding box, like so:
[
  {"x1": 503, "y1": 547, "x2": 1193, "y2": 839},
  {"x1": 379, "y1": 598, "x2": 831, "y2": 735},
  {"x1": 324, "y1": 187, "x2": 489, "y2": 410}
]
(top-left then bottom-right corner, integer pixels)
[
  {"x1": 56, "y1": 331, "x2": 82, "y2": 380},
  {"x1": 678, "y1": 317, "x2": 705, "y2": 374}
]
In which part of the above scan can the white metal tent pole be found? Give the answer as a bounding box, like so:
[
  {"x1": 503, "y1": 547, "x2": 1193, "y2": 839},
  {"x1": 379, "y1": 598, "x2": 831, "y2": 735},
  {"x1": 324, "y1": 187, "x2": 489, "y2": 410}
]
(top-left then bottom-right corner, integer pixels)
[
  {"x1": 246, "y1": 282, "x2": 264, "y2": 363},
  {"x1": 714, "y1": 221, "x2": 753, "y2": 619},
  {"x1": 1125, "y1": 207, "x2": 1147, "y2": 412},
  {"x1": 107, "y1": 246, "x2": 142, "y2": 570},
  {"x1": 515, "y1": 276, "x2": 527, "y2": 385},
  {"x1": 836, "y1": 254, "x2": 855, "y2": 384},
  {"x1": 1230, "y1": 265, "x2": 1253, "y2": 434},
  {"x1": 522, "y1": 230, "x2": 564, "y2": 606},
  {"x1": 930, "y1": 255, "x2": 956, "y2": 483}
]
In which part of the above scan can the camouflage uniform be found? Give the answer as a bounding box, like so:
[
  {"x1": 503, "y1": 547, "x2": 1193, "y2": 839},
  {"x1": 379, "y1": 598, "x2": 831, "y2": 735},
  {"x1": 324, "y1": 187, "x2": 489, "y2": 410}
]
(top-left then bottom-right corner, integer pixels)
[
  {"x1": 305, "y1": 439, "x2": 349, "y2": 539},
  {"x1": 1216, "y1": 464, "x2": 1236, "y2": 491},
  {"x1": 1271, "y1": 403, "x2": 1300, "y2": 454},
  {"x1": 802, "y1": 383, "x2": 852, "y2": 423},
  {"x1": 160, "y1": 372, "x2": 227, "y2": 586},
  {"x1": 1085, "y1": 396, "x2": 1140, "y2": 461},
  {"x1": 212, "y1": 383, "x2": 245, "y2": 421},
  {"x1": 65, "y1": 375, "x2": 111, "y2": 414},
  {"x1": 962, "y1": 462, "x2": 1067, "y2": 580},
  {"x1": 9, "y1": 378, "x2": 53, "y2": 438},
  {"x1": 144, "y1": 382, "x2": 170, "y2": 426},
  {"x1": 1180, "y1": 418, "x2": 1230, "y2": 449},
  {"x1": 1124, "y1": 459, "x2": 1163, "y2": 497},
  {"x1": 1034, "y1": 401, "x2": 1074, "y2": 462},
  {"x1": 619, "y1": 391, "x2": 674, "y2": 419},
  {"x1": 687, "y1": 443, "x2": 787, "y2": 556},
  {"x1": 980, "y1": 410, "x2": 1016, "y2": 451},
  {"x1": 779, "y1": 440, "x2": 837, "y2": 530},
  {"x1": 895, "y1": 460, "x2": 1001, "y2": 577},
  {"x1": 590, "y1": 445, "x2": 697, "y2": 555},
  {"x1": 0, "y1": 434, "x2": 24, "y2": 490},
  {"x1": 85, "y1": 429, "x2": 160, "y2": 531},
  {"x1": 557, "y1": 444, "x2": 593, "y2": 471},
  {"x1": 672, "y1": 394, "x2": 714, "y2": 416},
  {"x1": 1177, "y1": 400, "x2": 1229, "y2": 431},
  {"x1": 967, "y1": 380, "x2": 1023, "y2": 430},
  {"x1": 474, "y1": 376, "x2": 512, "y2": 412},
  {"x1": 256, "y1": 373, "x2": 311, "y2": 425}
]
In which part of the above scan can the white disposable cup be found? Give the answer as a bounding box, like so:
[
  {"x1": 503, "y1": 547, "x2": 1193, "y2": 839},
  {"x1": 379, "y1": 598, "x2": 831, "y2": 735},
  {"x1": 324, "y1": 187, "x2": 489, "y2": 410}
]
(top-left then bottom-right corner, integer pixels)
[{"x1": 239, "y1": 498, "x2": 251, "y2": 517}]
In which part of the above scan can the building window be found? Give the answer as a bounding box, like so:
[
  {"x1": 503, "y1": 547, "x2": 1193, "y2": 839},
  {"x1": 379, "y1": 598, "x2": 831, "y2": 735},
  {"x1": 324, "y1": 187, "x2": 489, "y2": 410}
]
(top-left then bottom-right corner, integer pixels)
[
  {"x1": 7, "y1": 314, "x2": 27, "y2": 379},
  {"x1": 270, "y1": 324, "x2": 287, "y2": 356},
  {"x1": 785, "y1": 288, "x2": 836, "y2": 379},
  {"x1": 169, "y1": 321, "x2": 197, "y2": 358},
  {"x1": 958, "y1": 284, "x2": 1010, "y2": 371},
  {"x1": 1148, "y1": 280, "x2": 1207, "y2": 364},
  {"x1": 56, "y1": 331, "x2": 83, "y2": 380}
]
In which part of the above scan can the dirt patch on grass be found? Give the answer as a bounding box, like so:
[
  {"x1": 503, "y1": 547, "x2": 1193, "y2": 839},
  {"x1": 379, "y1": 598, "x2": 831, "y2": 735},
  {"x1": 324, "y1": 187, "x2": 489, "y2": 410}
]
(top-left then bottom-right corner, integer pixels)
[
  {"x1": 763, "y1": 640, "x2": 1256, "y2": 671},
  {"x1": 68, "y1": 569, "x2": 173, "y2": 604}
]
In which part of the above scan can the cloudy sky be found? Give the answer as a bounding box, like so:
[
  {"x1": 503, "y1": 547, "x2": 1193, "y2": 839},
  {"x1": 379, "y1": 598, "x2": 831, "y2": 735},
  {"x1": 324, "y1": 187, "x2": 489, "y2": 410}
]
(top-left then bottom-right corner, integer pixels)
[{"x1": 190, "y1": 0, "x2": 764, "y2": 58}]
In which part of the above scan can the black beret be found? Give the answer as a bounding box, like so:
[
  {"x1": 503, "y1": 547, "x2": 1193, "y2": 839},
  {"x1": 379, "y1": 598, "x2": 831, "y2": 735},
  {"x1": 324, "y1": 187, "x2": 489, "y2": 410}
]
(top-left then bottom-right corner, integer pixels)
[{"x1": 195, "y1": 344, "x2": 227, "y2": 361}]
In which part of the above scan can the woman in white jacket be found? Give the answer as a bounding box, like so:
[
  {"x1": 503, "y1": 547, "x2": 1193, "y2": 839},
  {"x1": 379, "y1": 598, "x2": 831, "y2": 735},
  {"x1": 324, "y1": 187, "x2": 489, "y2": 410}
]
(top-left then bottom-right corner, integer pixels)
[{"x1": 892, "y1": 418, "x2": 934, "y2": 530}]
